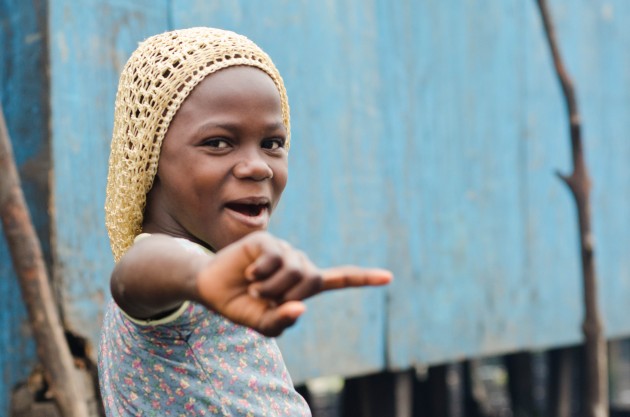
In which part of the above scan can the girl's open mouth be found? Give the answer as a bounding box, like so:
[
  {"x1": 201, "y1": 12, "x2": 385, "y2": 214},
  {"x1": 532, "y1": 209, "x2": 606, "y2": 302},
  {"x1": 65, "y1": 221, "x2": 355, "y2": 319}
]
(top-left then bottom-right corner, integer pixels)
[
  {"x1": 225, "y1": 202, "x2": 268, "y2": 217},
  {"x1": 224, "y1": 197, "x2": 271, "y2": 228}
]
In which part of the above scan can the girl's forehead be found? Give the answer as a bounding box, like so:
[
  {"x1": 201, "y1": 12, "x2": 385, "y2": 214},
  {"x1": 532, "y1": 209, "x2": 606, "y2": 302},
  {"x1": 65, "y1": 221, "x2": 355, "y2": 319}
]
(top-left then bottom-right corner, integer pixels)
[
  {"x1": 192, "y1": 66, "x2": 279, "y2": 95},
  {"x1": 171, "y1": 66, "x2": 284, "y2": 129}
]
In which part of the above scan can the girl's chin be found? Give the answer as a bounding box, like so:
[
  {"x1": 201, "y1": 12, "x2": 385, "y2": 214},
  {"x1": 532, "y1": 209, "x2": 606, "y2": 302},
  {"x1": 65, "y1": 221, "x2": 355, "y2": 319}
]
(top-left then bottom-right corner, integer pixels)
[{"x1": 208, "y1": 226, "x2": 270, "y2": 252}]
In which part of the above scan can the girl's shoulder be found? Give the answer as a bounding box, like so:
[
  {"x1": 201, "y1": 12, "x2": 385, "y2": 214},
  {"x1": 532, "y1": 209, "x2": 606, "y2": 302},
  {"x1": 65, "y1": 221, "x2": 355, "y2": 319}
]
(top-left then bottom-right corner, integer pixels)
[{"x1": 135, "y1": 232, "x2": 214, "y2": 256}]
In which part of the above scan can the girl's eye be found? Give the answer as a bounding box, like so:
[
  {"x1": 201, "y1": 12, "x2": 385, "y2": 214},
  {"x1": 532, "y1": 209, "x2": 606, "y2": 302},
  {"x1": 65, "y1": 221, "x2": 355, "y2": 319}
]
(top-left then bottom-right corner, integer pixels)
[
  {"x1": 261, "y1": 138, "x2": 285, "y2": 150},
  {"x1": 203, "y1": 138, "x2": 230, "y2": 149}
]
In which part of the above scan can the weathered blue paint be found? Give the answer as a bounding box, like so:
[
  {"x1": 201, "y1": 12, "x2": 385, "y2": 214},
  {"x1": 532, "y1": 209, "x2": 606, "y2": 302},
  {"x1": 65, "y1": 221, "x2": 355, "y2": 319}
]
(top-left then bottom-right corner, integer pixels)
[
  {"x1": 0, "y1": 0, "x2": 49, "y2": 414},
  {"x1": 20, "y1": 0, "x2": 630, "y2": 390},
  {"x1": 168, "y1": 0, "x2": 630, "y2": 379},
  {"x1": 520, "y1": 0, "x2": 583, "y2": 350},
  {"x1": 48, "y1": 0, "x2": 169, "y2": 345},
  {"x1": 383, "y1": 0, "x2": 630, "y2": 368},
  {"x1": 380, "y1": 0, "x2": 532, "y2": 365},
  {"x1": 549, "y1": 0, "x2": 630, "y2": 339}
]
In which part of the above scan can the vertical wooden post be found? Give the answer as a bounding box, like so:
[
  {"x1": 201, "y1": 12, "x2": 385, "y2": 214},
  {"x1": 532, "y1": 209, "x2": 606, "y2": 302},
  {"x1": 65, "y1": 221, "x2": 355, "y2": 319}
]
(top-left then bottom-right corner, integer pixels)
[
  {"x1": 547, "y1": 347, "x2": 574, "y2": 417},
  {"x1": 505, "y1": 352, "x2": 536, "y2": 417},
  {"x1": 462, "y1": 360, "x2": 493, "y2": 417},
  {"x1": 342, "y1": 371, "x2": 413, "y2": 417},
  {"x1": 426, "y1": 364, "x2": 452, "y2": 417},
  {"x1": 0, "y1": 105, "x2": 89, "y2": 417},
  {"x1": 534, "y1": 1, "x2": 608, "y2": 416}
]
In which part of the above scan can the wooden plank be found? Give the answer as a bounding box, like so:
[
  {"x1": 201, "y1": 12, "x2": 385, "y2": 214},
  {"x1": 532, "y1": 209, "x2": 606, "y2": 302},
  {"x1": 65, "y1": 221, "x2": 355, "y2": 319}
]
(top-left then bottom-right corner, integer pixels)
[
  {"x1": 170, "y1": 0, "x2": 390, "y2": 383},
  {"x1": 505, "y1": 352, "x2": 537, "y2": 417},
  {"x1": 48, "y1": 0, "x2": 169, "y2": 346},
  {"x1": 547, "y1": 346, "x2": 577, "y2": 417},
  {"x1": 0, "y1": 0, "x2": 49, "y2": 415}
]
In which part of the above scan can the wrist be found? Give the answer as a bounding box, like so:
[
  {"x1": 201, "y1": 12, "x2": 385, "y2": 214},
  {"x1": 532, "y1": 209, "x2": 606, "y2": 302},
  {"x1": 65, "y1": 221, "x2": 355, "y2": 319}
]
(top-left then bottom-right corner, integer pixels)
[{"x1": 192, "y1": 257, "x2": 224, "y2": 312}]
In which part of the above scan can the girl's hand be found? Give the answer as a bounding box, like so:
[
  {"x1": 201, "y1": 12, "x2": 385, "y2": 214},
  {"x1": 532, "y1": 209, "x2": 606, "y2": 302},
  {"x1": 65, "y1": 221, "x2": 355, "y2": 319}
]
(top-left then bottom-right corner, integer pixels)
[{"x1": 195, "y1": 231, "x2": 392, "y2": 337}]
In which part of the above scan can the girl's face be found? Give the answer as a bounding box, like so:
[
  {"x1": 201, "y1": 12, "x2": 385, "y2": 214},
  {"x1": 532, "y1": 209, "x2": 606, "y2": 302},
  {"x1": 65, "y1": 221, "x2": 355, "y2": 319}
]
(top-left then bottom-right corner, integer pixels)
[{"x1": 143, "y1": 66, "x2": 288, "y2": 251}]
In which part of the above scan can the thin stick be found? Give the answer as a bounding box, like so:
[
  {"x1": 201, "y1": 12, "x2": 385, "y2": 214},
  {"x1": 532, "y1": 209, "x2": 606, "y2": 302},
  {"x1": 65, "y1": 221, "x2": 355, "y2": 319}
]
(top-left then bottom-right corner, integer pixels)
[
  {"x1": 0, "y1": 104, "x2": 89, "y2": 416},
  {"x1": 535, "y1": 1, "x2": 608, "y2": 416}
]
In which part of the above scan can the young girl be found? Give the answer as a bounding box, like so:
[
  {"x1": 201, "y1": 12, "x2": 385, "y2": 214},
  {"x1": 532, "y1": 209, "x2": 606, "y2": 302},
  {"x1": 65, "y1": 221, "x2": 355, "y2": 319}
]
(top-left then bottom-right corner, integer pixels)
[{"x1": 98, "y1": 27, "x2": 392, "y2": 416}]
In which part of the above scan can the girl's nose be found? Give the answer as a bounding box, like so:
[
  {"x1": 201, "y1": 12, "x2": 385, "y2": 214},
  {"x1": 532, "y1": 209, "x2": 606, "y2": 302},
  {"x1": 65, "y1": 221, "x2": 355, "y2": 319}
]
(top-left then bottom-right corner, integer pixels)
[{"x1": 232, "y1": 152, "x2": 273, "y2": 181}]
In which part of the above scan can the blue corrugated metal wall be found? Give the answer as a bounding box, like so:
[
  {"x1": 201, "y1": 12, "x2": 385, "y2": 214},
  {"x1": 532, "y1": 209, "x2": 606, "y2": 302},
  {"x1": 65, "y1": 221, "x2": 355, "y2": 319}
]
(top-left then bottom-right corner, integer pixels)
[{"x1": 1, "y1": 0, "x2": 630, "y2": 414}]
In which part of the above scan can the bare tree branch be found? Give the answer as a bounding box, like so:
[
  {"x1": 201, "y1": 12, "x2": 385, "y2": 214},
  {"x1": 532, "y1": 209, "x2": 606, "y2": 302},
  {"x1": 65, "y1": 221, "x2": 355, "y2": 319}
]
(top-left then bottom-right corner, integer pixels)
[
  {"x1": 534, "y1": 1, "x2": 608, "y2": 417},
  {"x1": 0, "y1": 104, "x2": 89, "y2": 416}
]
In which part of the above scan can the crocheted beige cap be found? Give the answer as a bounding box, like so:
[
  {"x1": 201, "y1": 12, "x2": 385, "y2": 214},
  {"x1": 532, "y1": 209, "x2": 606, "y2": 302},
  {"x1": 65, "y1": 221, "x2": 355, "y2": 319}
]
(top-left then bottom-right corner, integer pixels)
[{"x1": 105, "y1": 27, "x2": 290, "y2": 261}]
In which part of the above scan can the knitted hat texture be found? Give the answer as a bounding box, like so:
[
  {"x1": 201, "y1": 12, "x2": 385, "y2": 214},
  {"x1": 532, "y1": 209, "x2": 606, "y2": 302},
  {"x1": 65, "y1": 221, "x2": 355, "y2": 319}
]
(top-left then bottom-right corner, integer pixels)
[{"x1": 105, "y1": 27, "x2": 290, "y2": 261}]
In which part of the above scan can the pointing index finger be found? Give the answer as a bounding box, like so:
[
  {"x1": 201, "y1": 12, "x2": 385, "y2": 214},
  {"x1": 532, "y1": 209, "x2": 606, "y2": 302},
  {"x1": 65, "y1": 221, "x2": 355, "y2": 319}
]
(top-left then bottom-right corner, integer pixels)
[{"x1": 320, "y1": 266, "x2": 393, "y2": 291}]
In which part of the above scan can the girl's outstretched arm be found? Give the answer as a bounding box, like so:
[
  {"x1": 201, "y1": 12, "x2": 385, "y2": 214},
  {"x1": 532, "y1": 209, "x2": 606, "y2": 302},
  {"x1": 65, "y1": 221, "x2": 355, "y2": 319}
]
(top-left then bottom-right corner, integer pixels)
[{"x1": 111, "y1": 231, "x2": 392, "y2": 336}]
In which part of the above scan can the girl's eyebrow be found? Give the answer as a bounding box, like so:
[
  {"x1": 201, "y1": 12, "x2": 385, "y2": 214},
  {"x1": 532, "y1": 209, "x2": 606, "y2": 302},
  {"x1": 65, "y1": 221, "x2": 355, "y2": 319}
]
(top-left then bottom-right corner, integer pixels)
[{"x1": 196, "y1": 121, "x2": 286, "y2": 136}]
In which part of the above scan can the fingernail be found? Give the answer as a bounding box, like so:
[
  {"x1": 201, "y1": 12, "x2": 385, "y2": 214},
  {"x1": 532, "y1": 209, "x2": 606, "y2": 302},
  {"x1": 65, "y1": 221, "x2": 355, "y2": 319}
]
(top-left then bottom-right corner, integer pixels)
[{"x1": 248, "y1": 287, "x2": 260, "y2": 298}]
